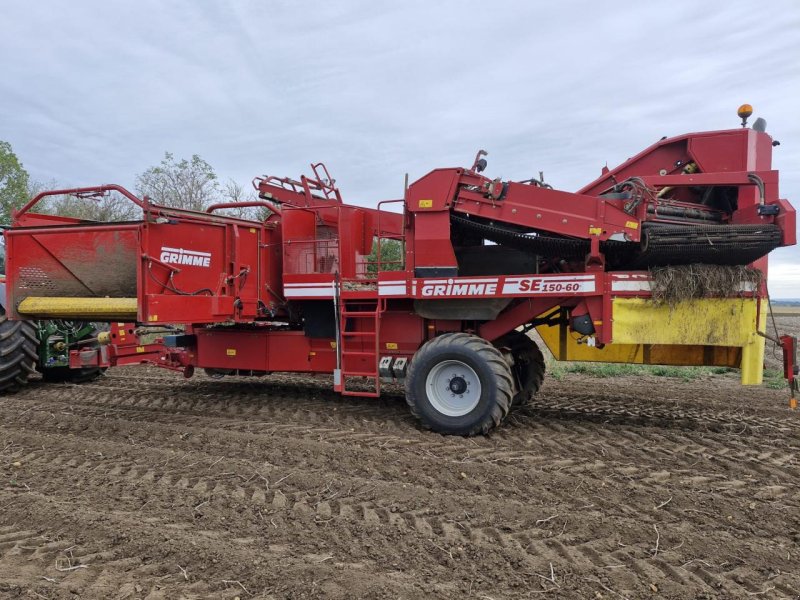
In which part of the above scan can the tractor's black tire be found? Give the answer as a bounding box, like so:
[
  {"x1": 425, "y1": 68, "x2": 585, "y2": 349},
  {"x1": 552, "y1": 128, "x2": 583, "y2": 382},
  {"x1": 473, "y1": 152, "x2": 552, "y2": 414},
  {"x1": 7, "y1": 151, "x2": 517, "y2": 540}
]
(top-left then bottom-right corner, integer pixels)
[
  {"x1": 41, "y1": 366, "x2": 105, "y2": 384},
  {"x1": 405, "y1": 332, "x2": 514, "y2": 436},
  {"x1": 495, "y1": 331, "x2": 545, "y2": 409},
  {"x1": 0, "y1": 311, "x2": 38, "y2": 393}
]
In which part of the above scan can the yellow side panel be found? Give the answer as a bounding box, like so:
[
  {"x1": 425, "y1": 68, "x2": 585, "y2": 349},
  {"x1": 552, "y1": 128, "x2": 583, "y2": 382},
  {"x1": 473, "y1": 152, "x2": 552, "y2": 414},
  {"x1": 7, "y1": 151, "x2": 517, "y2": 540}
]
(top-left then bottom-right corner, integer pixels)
[
  {"x1": 740, "y1": 305, "x2": 766, "y2": 385},
  {"x1": 535, "y1": 298, "x2": 764, "y2": 385},
  {"x1": 611, "y1": 298, "x2": 756, "y2": 346}
]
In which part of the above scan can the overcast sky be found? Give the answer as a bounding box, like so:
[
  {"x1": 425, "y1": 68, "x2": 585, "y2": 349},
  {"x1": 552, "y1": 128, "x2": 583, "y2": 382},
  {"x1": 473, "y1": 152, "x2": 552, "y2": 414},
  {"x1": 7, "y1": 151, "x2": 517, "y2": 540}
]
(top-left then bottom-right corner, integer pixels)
[{"x1": 2, "y1": 1, "x2": 798, "y2": 295}]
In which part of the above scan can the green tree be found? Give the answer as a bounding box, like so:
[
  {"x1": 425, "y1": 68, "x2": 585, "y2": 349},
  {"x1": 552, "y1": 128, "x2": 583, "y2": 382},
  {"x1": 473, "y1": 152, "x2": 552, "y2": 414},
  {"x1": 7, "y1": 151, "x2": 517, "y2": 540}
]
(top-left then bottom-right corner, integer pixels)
[
  {"x1": 366, "y1": 238, "x2": 404, "y2": 275},
  {"x1": 135, "y1": 152, "x2": 218, "y2": 211},
  {"x1": 0, "y1": 140, "x2": 31, "y2": 225}
]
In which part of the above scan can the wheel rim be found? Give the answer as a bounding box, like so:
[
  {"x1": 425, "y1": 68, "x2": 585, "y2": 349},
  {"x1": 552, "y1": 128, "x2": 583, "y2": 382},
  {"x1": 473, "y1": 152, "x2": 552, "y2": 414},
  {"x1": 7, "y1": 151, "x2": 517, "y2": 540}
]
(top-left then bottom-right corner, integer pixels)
[{"x1": 425, "y1": 360, "x2": 482, "y2": 417}]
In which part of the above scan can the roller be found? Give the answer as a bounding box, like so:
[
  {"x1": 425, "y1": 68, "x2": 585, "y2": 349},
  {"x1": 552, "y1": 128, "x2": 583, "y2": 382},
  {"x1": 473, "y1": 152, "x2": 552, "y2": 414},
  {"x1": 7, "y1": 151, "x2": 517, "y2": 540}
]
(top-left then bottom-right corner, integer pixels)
[{"x1": 17, "y1": 297, "x2": 138, "y2": 321}]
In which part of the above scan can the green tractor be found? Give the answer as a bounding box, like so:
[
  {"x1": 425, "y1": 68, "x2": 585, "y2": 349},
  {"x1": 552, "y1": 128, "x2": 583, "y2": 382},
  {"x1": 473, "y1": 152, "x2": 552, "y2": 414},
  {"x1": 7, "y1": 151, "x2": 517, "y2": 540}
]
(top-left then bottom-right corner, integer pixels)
[{"x1": 0, "y1": 238, "x2": 104, "y2": 392}]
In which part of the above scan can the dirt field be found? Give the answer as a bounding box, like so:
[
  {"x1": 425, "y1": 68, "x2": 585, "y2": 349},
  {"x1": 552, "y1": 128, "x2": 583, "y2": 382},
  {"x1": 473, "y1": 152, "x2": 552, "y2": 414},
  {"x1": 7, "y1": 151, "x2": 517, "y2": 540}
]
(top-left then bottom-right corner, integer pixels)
[{"x1": 1, "y1": 358, "x2": 799, "y2": 599}]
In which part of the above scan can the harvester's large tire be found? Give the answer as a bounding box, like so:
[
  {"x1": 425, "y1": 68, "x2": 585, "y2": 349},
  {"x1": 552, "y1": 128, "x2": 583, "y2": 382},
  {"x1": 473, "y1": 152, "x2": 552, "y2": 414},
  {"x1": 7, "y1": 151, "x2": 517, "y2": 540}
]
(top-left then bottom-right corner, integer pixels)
[
  {"x1": 405, "y1": 333, "x2": 514, "y2": 436},
  {"x1": 495, "y1": 331, "x2": 545, "y2": 409},
  {"x1": 0, "y1": 310, "x2": 38, "y2": 393}
]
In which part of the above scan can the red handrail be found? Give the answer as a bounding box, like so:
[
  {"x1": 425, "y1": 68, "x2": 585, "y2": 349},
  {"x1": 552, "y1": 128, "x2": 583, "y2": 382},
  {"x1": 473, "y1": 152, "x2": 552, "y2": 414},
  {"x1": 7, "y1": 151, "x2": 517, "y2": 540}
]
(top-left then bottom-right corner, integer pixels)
[
  {"x1": 13, "y1": 184, "x2": 148, "y2": 223},
  {"x1": 206, "y1": 200, "x2": 281, "y2": 215}
]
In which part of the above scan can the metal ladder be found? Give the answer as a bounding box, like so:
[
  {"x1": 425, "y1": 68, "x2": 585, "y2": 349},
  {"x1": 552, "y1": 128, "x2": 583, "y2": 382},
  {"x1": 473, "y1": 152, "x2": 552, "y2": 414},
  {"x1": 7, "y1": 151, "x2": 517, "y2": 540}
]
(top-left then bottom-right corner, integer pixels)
[{"x1": 335, "y1": 291, "x2": 381, "y2": 397}]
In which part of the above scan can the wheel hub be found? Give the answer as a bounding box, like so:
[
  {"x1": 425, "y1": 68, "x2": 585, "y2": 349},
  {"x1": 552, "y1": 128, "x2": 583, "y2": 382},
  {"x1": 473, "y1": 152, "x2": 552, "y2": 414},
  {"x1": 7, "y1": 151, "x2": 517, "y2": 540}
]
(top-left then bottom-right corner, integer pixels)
[
  {"x1": 448, "y1": 376, "x2": 468, "y2": 395},
  {"x1": 425, "y1": 360, "x2": 482, "y2": 417}
]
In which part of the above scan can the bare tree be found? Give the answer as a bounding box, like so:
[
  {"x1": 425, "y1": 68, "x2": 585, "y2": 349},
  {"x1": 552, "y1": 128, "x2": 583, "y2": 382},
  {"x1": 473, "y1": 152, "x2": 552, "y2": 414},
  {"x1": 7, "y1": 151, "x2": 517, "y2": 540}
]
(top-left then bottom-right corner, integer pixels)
[
  {"x1": 45, "y1": 192, "x2": 140, "y2": 221},
  {"x1": 24, "y1": 179, "x2": 140, "y2": 222},
  {"x1": 135, "y1": 152, "x2": 218, "y2": 211},
  {"x1": 212, "y1": 179, "x2": 271, "y2": 221}
]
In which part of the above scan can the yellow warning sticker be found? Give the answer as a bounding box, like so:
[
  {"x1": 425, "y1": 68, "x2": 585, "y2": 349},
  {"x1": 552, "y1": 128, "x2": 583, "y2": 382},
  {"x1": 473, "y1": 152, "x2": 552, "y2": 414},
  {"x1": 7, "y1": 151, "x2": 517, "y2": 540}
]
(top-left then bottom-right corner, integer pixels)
[
  {"x1": 136, "y1": 346, "x2": 145, "y2": 353},
  {"x1": 148, "y1": 315, "x2": 159, "y2": 322},
  {"x1": 625, "y1": 221, "x2": 639, "y2": 229},
  {"x1": 250, "y1": 228, "x2": 257, "y2": 233},
  {"x1": 588, "y1": 226, "x2": 602, "y2": 236},
  {"x1": 226, "y1": 348, "x2": 237, "y2": 356},
  {"x1": 418, "y1": 199, "x2": 433, "y2": 208},
  {"x1": 330, "y1": 341, "x2": 337, "y2": 349},
  {"x1": 386, "y1": 342, "x2": 398, "y2": 350}
]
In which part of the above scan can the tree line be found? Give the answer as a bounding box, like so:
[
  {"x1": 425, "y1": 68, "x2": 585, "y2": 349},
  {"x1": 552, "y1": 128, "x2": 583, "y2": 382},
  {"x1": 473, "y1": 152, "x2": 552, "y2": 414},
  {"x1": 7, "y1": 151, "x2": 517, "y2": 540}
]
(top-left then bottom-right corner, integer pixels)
[{"x1": 0, "y1": 140, "x2": 264, "y2": 224}]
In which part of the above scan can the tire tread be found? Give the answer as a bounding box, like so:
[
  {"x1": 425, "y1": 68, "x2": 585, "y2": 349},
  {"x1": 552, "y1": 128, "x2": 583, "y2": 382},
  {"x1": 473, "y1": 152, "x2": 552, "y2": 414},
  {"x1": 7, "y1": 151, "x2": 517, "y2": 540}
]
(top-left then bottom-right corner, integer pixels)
[
  {"x1": 0, "y1": 311, "x2": 38, "y2": 394},
  {"x1": 406, "y1": 333, "x2": 513, "y2": 436}
]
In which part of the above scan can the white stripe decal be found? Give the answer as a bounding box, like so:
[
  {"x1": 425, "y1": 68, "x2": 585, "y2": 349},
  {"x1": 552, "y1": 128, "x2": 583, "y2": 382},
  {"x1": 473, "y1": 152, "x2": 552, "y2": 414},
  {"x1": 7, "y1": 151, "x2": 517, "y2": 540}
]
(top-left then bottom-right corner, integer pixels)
[
  {"x1": 378, "y1": 285, "x2": 407, "y2": 296},
  {"x1": 284, "y1": 288, "x2": 334, "y2": 298},
  {"x1": 504, "y1": 274, "x2": 594, "y2": 282},
  {"x1": 611, "y1": 281, "x2": 651, "y2": 292},
  {"x1": 611, "y1": 281, "x2": 756, "y2": 293}
]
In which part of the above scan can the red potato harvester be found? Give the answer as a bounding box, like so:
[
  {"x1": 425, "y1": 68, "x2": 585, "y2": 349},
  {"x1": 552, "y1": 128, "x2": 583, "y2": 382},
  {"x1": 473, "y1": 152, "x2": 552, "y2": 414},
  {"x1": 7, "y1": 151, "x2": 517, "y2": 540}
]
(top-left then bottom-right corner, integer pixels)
[{"x1": 3, "y1": 106, "x2": 797, "y2": 434}]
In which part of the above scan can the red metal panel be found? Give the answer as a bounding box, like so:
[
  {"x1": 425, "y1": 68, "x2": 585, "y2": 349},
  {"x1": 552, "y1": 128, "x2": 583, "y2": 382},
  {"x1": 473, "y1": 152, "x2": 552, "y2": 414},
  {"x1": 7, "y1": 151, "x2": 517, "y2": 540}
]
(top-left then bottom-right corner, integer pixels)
[
  {"x1": 194, "y1": 329, "x2": 337, "y2": 373},
  {"x1": 338, "y1": 206, "x2": 367, "y2": 278},
  {"x1": 4, "y1": 224, "x2": 140, "y2": 319},
  {"x1": 411, "y1": 212, "x2": 458, "y2": 271},
  {"x1": 140, "y1": 219, "x2": 265, "y2": 324}
]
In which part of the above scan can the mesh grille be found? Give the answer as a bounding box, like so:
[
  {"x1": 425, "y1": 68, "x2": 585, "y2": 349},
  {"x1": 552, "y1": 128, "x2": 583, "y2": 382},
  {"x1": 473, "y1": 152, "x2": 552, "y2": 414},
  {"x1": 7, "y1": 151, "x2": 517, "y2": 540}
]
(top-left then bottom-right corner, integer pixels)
[{"x1": 19, "y1": 267, "x2": 56, "y2": 291}]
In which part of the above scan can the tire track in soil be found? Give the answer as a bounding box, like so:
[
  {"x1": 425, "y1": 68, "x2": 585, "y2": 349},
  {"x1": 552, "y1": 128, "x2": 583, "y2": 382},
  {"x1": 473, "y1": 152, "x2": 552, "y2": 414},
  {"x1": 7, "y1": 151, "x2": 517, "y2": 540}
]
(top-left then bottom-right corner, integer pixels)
[
  {"x1": 3, "y1": 399, "x2": 800, "y2": 514},
  {"x1": 5, "y1": 383, "x2": 799, "y2": 504},
  {"x1": 1, "y1": 438, "x2": 776, "y2": 599},
  {"x1": 1, "y1": 367, "x2": 799, "y2": 598}
]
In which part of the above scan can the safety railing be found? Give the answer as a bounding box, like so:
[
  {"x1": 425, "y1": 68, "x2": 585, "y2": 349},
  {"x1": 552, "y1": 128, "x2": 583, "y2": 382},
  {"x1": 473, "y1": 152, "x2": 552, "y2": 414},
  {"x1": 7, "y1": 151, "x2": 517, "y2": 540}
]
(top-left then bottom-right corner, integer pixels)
[
  {"x1": 206, "y1": 200, "x2": 281, "y2": 216},
  {"x1": 252, "y1": 162, "x2": 342, "y2": 207},
  {"x1": 356, "y1": 199, "x2": 406, "y2": 280},
  {"x1": 13, "y1": 184, "x2": 148, "y2": 222},
  {"x1": 284, "y1": 237, "x2": 340, "y2": 275}
]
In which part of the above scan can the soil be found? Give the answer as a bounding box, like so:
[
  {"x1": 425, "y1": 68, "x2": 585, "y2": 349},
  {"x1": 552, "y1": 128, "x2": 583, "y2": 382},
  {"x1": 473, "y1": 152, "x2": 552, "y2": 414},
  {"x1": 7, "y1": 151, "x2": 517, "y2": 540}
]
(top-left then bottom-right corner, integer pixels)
[{"x1": 1, "y1": 357, "x2": 799, "y2": 598}]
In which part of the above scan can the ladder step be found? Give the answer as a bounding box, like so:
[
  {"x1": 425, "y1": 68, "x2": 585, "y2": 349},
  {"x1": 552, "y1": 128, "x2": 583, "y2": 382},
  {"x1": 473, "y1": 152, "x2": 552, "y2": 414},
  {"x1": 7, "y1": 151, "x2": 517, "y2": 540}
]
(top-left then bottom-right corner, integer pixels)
[
  {"x1": 341, "y1": 331, "x2": 375, "y2": 337},
  {"x1": 342, "y1": 351, "x2": 376, "y2": 357},
  {"x1": 341, "y1": 311, "x2": 378, "y2": 317},
  {"x1": 341, "y1": 370, "x2": 379, "y2": 377}
]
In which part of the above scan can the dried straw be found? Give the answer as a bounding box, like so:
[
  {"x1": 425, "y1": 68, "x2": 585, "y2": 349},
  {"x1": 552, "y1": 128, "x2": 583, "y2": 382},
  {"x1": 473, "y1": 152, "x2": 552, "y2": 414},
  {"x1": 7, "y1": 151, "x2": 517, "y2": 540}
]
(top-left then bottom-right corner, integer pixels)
[{"x1": 649, "y1": 264, "x2": 763, "y2": 307}]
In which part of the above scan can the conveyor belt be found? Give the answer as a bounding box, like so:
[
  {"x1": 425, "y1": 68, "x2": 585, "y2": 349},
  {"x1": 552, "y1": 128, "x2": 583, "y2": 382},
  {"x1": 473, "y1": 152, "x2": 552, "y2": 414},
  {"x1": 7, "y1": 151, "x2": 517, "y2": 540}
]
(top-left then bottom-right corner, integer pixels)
[
  {"x1": 450, "y1": 214, "x2": 589, "y2": 259},
  {"x1": 636, "y1": 223, "x2": 783, "y2": 267},
  {"x1": 450, "y1": 214, "x2": 782, "y2": 268}
]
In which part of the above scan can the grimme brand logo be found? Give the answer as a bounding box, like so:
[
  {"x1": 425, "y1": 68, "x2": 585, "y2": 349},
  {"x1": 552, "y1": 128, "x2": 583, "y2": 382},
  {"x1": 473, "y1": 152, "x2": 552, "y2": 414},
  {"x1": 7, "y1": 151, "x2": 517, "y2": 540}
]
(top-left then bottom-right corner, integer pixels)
[
  {"x1": 159, "y1": 246, "x2": 212, "y2": 267},
  {"x1": 421, "y1": 279, "x2": 498, "y2": 296}
]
